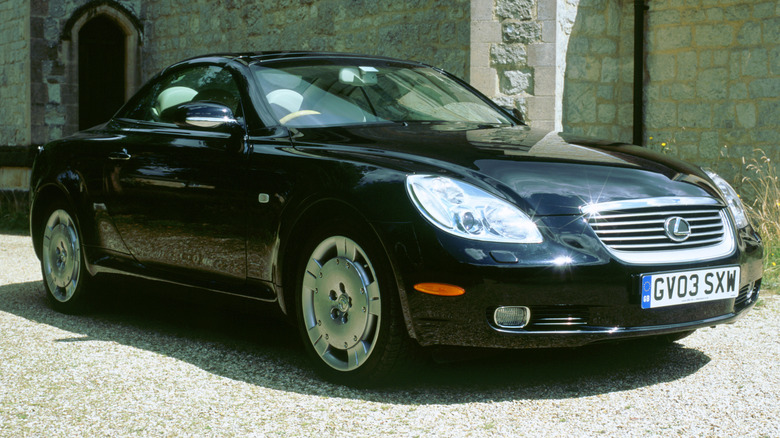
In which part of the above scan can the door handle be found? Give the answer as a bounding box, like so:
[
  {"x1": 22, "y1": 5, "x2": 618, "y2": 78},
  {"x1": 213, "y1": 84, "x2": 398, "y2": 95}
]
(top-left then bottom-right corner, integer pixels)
[{"x1": 108, "y1": 149, "x2": 131, "y2": 160}]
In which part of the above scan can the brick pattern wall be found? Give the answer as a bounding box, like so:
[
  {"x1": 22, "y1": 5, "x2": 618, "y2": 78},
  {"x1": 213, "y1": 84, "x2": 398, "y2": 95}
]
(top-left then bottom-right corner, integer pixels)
[
  {"x1": 140, "y1": 0, "x2": 470, "y2": 82},
  {"x1": 643, "y1": 0, "x2": 779, "y2": 179},
  {"x1": 561, "y1": 0, "x2": 635, "y2": 143},
  {"x1": 0, "y1": 0, "x2": 30, "y2": 146}
]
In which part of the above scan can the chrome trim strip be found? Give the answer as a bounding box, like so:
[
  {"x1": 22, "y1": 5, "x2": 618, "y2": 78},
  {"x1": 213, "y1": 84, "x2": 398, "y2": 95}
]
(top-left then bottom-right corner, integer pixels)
[
  {"x1": 590, "y1": 209, "x2": 722, "y2": 221},
  {"x1": 492, "y1": 309, "x2": 750, "y2": 335},
  {"x1": 580, "y1": 196, "x2": 724, "y2": 215}
]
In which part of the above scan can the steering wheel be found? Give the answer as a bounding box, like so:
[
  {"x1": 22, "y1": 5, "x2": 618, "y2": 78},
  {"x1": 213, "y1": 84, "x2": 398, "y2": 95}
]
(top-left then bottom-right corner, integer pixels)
[{"x1": 279, "y1": 110, "x2": 321, "y2": 125}]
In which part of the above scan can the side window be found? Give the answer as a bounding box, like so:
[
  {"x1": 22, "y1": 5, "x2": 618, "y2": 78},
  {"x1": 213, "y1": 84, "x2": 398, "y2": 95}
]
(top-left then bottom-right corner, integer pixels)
[{"x1": 120, "y1": 65, "x2": 241, "y2": 123}]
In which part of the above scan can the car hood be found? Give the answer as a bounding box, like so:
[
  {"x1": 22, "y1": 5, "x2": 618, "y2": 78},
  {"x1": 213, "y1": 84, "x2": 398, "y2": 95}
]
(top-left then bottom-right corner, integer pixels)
[{"x1": 290, "y1": 123, "x2": 720, "y2": 216}]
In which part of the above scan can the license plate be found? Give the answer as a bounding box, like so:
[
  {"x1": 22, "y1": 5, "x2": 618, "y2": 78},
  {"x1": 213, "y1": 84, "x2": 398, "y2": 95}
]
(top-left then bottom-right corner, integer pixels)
[{"x1": 641, "y1": 266, "x2": 740, "y2": 309}]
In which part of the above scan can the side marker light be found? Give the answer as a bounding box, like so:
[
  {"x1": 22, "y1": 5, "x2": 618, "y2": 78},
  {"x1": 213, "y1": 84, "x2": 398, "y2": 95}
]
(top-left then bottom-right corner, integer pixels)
[{"x1": 414, "y1": 283, "x2": 465, "y2": 296}]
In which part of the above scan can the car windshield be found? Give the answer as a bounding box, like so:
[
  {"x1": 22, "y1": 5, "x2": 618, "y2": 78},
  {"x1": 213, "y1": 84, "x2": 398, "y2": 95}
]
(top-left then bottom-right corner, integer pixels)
[{"x1": 250, "y1": 60, "x2": 513, "y2": 128}]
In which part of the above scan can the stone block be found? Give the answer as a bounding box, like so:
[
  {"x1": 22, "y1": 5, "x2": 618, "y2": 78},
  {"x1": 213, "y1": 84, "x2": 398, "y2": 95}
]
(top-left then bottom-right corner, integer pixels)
[
  {"x1": 681, "y1": 9, "x2": 706, "y2": 24},
  {"x1": 763, "y1": 18, "x2": 780, "y2": 44},
  {"x1": 534, "y1": 66, "x2": 555, "y2": 96},
  {"x1": 736, "y1": 103, "x2": 757, "y2": 128},
  {"x1": 646, "y1": 102, "x2": 677, "y2": 129},
  {"x1": 563, "y1": 84, "x2": 597, "y2": 123},
  {"x1": 676, "y1": 50, "x2": 699, "y2": 81},
  {"x1": 648, "y1": 53, "x2": 676, "y2": 82},
  {"x1": 600, "y1": 57, "x2": 618, "y2": 83},
  {"x1": 679, "y1": 103, "x2": 712, "y2": 128},
  {"x1": 741, "y1": 48, "x2": 768, "y2": 77},
  {"x1": 537, "y1": 0, "x2": 556, "y2": 21},
  {"x1": 694, "y1": 24, "x2": 735, "y2": 47},
  {"x1": 652, "y1": 26, "x2": 692, "y2": 51},
  {"x1": 737, "y1": 21, "x2": 762, "y2": 46},
  {"x1": 696, "y1": 68, "x2": 727, "y2": 100},
  {"x1": 566, "y1": 54, "x2": 600, "y2": 81},
  {"x1": 597, "y1": 103, "x2": 616, "y2": 123},
  {"x1": 473, "y1": 20, "x2": 502, "y2": 44},
  {"x1": 503, "y1": 21, "x2": 541, "y2": 44},
  {"x1": 756, "y1": 100, "x2": 779, "y2": 128},
  {"x1": 471, "y1": 0, "x2": 494, "y2": 21},
  {"x1": 713, "y1": 102, "x2": 736, "y2": 129},
  {"x1": 671, "y1": 83, "x2": 696, "y2": 99},
  {"x1": 471, "y1": 66, "x2": 498, "y2": 95},
  {"x1": 724, "y1": 4, "x2": 751, "y2": 21},
  {"x1": 528, "y1": 43, "x2": 555, "y2": 66},
  {"x1": 649, "y1": 9, "x2": 681, "y2": 26},
  {"x1": 47, "y1": 83, "x2": 60, "y2": 104},
  {"x1": 598, "y1": 85, "x2": 614, "y2": 100},
  {"x1": 541, "y1": 20, "x2": 555, "y2": 43},
  {"x1": 496, "y1": 0, "x2": 534, "y2": 21},
  {"x1": 590, "y1": 37, "x2": 617, "y2": 55},
  {"x1": 704, "y1": 8, "x2": 724, "y2": 22},
  {"x1": 527, "y1": 95, "x2": 555, "y2": 121},
  {"x1": 753, "y1": 2, "x2": 775, "y2": 19},
  {"x1": 750, "y1": 128, "x2": 780, "y2": 144},
  {"x1": 490, "y1": 44, "x2": 527, "y2": 66},
  {"x1": 749, "y1": 78, "x2": 780, "y2": 98},
  {"x1": 500, "y1": 69, "x2": 533, "y2": 94},
  {"x1": 472, "y1": 43, "x2": 492, "y2": 70},
  {"x1": 772, "y1": 47, "x2": 780, "y2": 75},
  {"x1": 729, "y1": 83, "x2": 749, "y2": 99}
]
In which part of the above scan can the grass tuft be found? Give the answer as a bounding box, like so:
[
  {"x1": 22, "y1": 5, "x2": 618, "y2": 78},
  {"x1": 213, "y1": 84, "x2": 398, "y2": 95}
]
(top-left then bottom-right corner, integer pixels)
[
  {"x1": 0, "y1": 191, "x2": 29, "y2": 235},
  {"x1": 739, "y1": 150, "x2": 779, "y2": 293}
]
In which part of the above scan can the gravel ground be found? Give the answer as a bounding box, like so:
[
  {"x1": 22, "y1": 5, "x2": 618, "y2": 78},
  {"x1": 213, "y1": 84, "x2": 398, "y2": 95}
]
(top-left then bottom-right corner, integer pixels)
[{"x1": 1, "y1": 233, "x2": 778, "y2": 437}]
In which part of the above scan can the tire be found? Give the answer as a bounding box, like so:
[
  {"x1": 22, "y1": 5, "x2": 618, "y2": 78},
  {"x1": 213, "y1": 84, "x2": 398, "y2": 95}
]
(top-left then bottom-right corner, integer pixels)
[
  {"x1": 652, "y1": 330, "x2": 696, "y2": 345},
  {"x1": 40, "y1": 204, "x2": 93, "y2": 313},
  {"x1": 294, "y1": 222, "x2": 410, "y2": 386}
]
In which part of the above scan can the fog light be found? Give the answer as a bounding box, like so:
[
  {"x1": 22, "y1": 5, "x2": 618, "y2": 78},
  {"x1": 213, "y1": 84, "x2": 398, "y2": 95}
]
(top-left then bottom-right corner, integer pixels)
[{"x1": 493, "y1": 306, "x2": 530, "y2": 328}]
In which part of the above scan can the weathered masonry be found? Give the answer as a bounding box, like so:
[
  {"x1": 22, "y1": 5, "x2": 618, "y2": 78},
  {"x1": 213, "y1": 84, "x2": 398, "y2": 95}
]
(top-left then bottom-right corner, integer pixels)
[{"x1": 1, "y1": 0, "x2": 777, "y2": 192}]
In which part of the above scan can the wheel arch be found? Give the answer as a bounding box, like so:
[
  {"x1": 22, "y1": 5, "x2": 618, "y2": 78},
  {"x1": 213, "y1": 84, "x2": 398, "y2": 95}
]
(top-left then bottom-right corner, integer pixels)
[
  {"x1": 30, "y1": 172, "x2": 96, "y2": 261},
  {"x1": 30, "y1": 184, "x2": 74, "y2": 260},
  {"x1": 276, "y1": 197, "x2": 411, "y2": 326}
]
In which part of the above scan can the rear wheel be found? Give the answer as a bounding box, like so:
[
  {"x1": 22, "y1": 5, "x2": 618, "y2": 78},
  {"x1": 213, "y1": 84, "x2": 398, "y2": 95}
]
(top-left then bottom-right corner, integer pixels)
[
  {"x1": 295, "y1": 223, "x2": 409, "y2": 386},
  {"x1": 41, "y1": 205, "x2": 92, "y2": 313}
]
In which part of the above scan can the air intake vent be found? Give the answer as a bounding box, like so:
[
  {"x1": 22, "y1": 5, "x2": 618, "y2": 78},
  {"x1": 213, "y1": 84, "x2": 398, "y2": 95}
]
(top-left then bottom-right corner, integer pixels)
[{"x1": 526, "y1": 306, "x2": 589, "y2": 331}]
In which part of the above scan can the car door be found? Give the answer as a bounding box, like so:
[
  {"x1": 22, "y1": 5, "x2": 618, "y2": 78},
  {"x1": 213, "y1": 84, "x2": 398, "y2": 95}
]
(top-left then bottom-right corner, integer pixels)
[{"x1": 103, "y1": 64, "x2": 248, "y2": 284}]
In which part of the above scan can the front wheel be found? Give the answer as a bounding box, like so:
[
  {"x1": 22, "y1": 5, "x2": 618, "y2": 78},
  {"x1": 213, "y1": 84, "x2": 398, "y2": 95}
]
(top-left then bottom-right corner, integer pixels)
[
  {"x1": 40, "y1": 205, "x2": 92, "y2": 313},
  {"x1": 295, "y1": 226, "x2": 409, "y2": 385}
]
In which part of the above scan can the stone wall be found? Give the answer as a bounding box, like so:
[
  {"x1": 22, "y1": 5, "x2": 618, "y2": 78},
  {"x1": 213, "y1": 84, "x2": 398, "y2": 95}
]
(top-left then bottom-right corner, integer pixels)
[
  {"x1": 561, "y1": 0, "x2": 635, "y2": 143},
  {"x1": 471, "y1": 0, "x2": 556, "y2": 130},
  {"x1": 0, "y1": 0, "x2": 31, "y2": 146},
  {"x1": 643, "y1": 0, "x2": 780, "y2": 180},
  {"x1": 32, "y1": 0, "x2": 143, "y2": 144},
  {"x1": 141, "y1": 0, "x2": 470, "y2": 83}
]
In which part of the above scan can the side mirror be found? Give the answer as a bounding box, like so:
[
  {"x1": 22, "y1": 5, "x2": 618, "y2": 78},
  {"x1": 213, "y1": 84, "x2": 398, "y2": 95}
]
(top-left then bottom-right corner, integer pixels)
[
  {"x1": 163, "y1": 102, "x2": 241, "y2": 131},
  {"x1": 501, "y1": 106, "x2": 526, "y2": 125}
]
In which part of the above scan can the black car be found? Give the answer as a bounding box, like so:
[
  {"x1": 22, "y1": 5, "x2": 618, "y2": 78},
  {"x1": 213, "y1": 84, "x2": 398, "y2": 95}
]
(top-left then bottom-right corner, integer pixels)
[{"x1": 29, "y1": 52, "x2": 763, "y2": 385}]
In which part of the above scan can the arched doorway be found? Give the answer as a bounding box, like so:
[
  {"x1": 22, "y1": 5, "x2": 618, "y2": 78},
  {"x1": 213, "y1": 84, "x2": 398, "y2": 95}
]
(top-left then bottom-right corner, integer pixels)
[
  {"x1": 61, "y1": 1, "x2": 142, "y2": 134},
  {"x1": 78, "y1": 15, "x2": 126, "y2": 130}
]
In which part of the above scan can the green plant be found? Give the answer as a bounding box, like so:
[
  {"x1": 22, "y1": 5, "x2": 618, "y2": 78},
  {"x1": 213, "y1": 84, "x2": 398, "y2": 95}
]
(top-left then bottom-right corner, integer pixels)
[
  {"x1": 0, "y1": 190, "x2": 29, "y2": 235},
  {"x1": 740, "y1": 150, "x2": 779, "y2": 293}
]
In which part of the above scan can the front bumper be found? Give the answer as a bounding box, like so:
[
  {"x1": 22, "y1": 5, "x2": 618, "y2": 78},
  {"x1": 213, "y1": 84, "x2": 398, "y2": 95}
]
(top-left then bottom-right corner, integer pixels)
[{"x1": 376, "y1": 219, "x2": 764, "y2": 349}]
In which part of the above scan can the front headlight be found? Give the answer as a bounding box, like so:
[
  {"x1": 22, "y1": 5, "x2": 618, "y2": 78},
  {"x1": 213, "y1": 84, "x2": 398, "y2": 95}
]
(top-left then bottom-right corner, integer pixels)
[
  {"x1": 703, "y1": 168, "x2": 750, "y2": 228},
  {"x1": 406, "y1": 174, "x2": 543, "y2": 243}
]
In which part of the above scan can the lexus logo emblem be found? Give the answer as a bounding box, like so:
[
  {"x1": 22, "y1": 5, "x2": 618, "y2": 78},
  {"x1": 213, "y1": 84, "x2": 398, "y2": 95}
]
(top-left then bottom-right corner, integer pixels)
[{"x1": 664, "y1": 217, "x2": 692, "y2": 242}]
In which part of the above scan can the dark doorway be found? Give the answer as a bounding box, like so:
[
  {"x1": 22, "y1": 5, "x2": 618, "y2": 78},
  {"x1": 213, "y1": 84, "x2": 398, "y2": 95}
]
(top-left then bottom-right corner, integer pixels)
[{"x1": 79, "y1": 15, "x2": 125, "y2": 130}]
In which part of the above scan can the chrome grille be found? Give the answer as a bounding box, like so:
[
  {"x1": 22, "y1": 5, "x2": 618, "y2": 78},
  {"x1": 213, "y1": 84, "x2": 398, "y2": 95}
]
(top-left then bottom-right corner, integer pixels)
[
  {"x1": 589, "y1": 207, "x2": 725, "y2": 251},
  {"x1": 581, "y1": 197, "x2": 736, "y2": 264}
]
